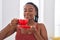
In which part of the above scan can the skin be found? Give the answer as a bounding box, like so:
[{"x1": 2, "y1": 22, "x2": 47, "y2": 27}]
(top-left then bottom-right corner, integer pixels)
[{"x1": 0, "y1": 4, "x2": 48, "y2": 40}]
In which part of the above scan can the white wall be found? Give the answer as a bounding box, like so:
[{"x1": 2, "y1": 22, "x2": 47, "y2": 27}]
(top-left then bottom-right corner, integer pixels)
[
  {"x1": 0, "y1": 0, "x2": 2, "y2": 30},
  {"x1": 55, "y1": 0, "x2": 60, "y2": 37},
  {"x1": 2, "y1": 0, "x2": 20, "y2": 27},
  {"x1": 2, "y1": 0, "x2": 20, "y2": 40},
  {"x1": 44, "y1": 0, "x2": 55, "y2": 39}
]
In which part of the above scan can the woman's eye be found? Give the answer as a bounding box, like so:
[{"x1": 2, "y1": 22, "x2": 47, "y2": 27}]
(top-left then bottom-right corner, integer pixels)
[
  {"x1": 24, "y1": 8, "x2": 33, "y2": 12},
  {"x1": 28, "y1": 8, "x2": 33, "y2": 12},
  {"x1": 29, "y1": 10, "x2": 32, "y2": 12}
]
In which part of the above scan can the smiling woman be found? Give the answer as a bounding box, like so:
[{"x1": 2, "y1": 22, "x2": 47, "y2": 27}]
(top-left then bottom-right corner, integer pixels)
[
  {"x1": 16, "y1": 2, "x2": 48, "y2": 40},
  {"x1": 0, "y1": 2, "x2": 48, "y2": 40},
  {"x1": 0, "y1": 0, "x2": 55, "y2": 40}
]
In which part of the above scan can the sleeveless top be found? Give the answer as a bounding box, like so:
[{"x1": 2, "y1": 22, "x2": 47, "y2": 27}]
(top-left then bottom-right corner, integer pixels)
[{"x1": 15, "y1": 24, "x2": 38, "y2": 40}]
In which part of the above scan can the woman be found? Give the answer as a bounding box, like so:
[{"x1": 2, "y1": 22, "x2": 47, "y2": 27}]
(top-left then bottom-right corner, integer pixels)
[{"x1": 0, "y1": 2, "x2": 48, "y2": 40}]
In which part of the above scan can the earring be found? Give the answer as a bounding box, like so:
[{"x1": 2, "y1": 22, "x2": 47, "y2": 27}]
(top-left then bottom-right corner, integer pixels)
[{"x1": 35, "y1": 16, "x2": 38, "y2": 22}]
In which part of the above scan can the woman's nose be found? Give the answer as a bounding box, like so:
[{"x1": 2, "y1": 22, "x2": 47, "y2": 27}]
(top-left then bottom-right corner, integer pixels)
[{"x1": 25, "y1": 12, "x2": 29, "y2": 15}]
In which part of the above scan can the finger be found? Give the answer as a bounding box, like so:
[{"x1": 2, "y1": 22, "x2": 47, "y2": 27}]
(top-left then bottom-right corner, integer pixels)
[
  {"x1": 11, "y1": 18, "x2": 18, "y2": 22},
  {"x1": 31, "y1": 26, "x2": 36, "y2": 30},
  {"x1": 11, "y1": 18, "x2": 18, "y2": 25}
]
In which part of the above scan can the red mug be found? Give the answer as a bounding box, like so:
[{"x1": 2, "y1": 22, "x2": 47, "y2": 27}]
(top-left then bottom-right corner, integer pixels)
[
  {"x1": 18, "y1": 19, "x2": 30, "y2": 29},
  {"x1": 18, "y1": 19, "x2": 28, "y2": 25}
]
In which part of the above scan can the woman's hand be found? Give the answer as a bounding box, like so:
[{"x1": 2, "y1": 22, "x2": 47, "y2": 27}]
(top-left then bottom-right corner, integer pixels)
[
  {"x1": 26, "y1": 26, "x2": 38, "y2": 34},
  {"x1": 11, "y1": 18, "x2": 18, "y2": 26},
  {"x1": 19, "y1": 25, "x2": 37, "y2": 34}
]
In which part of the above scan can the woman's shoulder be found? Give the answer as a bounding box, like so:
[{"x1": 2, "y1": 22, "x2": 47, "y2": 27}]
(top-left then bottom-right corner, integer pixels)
[
  {"x1": 36, "y1": 23, "x2": 46, "y2": 29},
  {"x1": 37, "y1": 23, "x2": 45, "y2": 26}
]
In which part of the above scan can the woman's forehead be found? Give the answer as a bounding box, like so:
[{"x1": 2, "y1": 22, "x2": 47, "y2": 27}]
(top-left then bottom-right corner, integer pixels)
[{"x1": 24, "y1": 4, "x2": 35, "y2": 9}]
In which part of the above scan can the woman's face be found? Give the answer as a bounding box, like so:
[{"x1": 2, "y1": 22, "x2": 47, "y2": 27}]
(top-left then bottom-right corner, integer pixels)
[{"x1": 24, "y1": 4, "x2": 36, "y2": 20}]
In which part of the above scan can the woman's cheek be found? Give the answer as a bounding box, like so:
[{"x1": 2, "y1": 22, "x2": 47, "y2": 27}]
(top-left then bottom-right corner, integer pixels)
[{"x1": 30, "y1": 14, "x2": 34, "y2": 18}]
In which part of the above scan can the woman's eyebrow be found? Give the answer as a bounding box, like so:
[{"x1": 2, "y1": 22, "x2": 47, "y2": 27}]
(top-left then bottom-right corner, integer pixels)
[
  {"x1": 24, "y1": 8, "x2": 33, "y2": 10},
  {"x1": 29, "y1": 8, "x2": 33, "y2": 9}
]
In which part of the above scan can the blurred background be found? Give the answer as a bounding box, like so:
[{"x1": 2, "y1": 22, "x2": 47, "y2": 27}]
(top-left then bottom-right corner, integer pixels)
[{"x1": 0, "y1": 0, "x2": 60, "y2": 40}]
